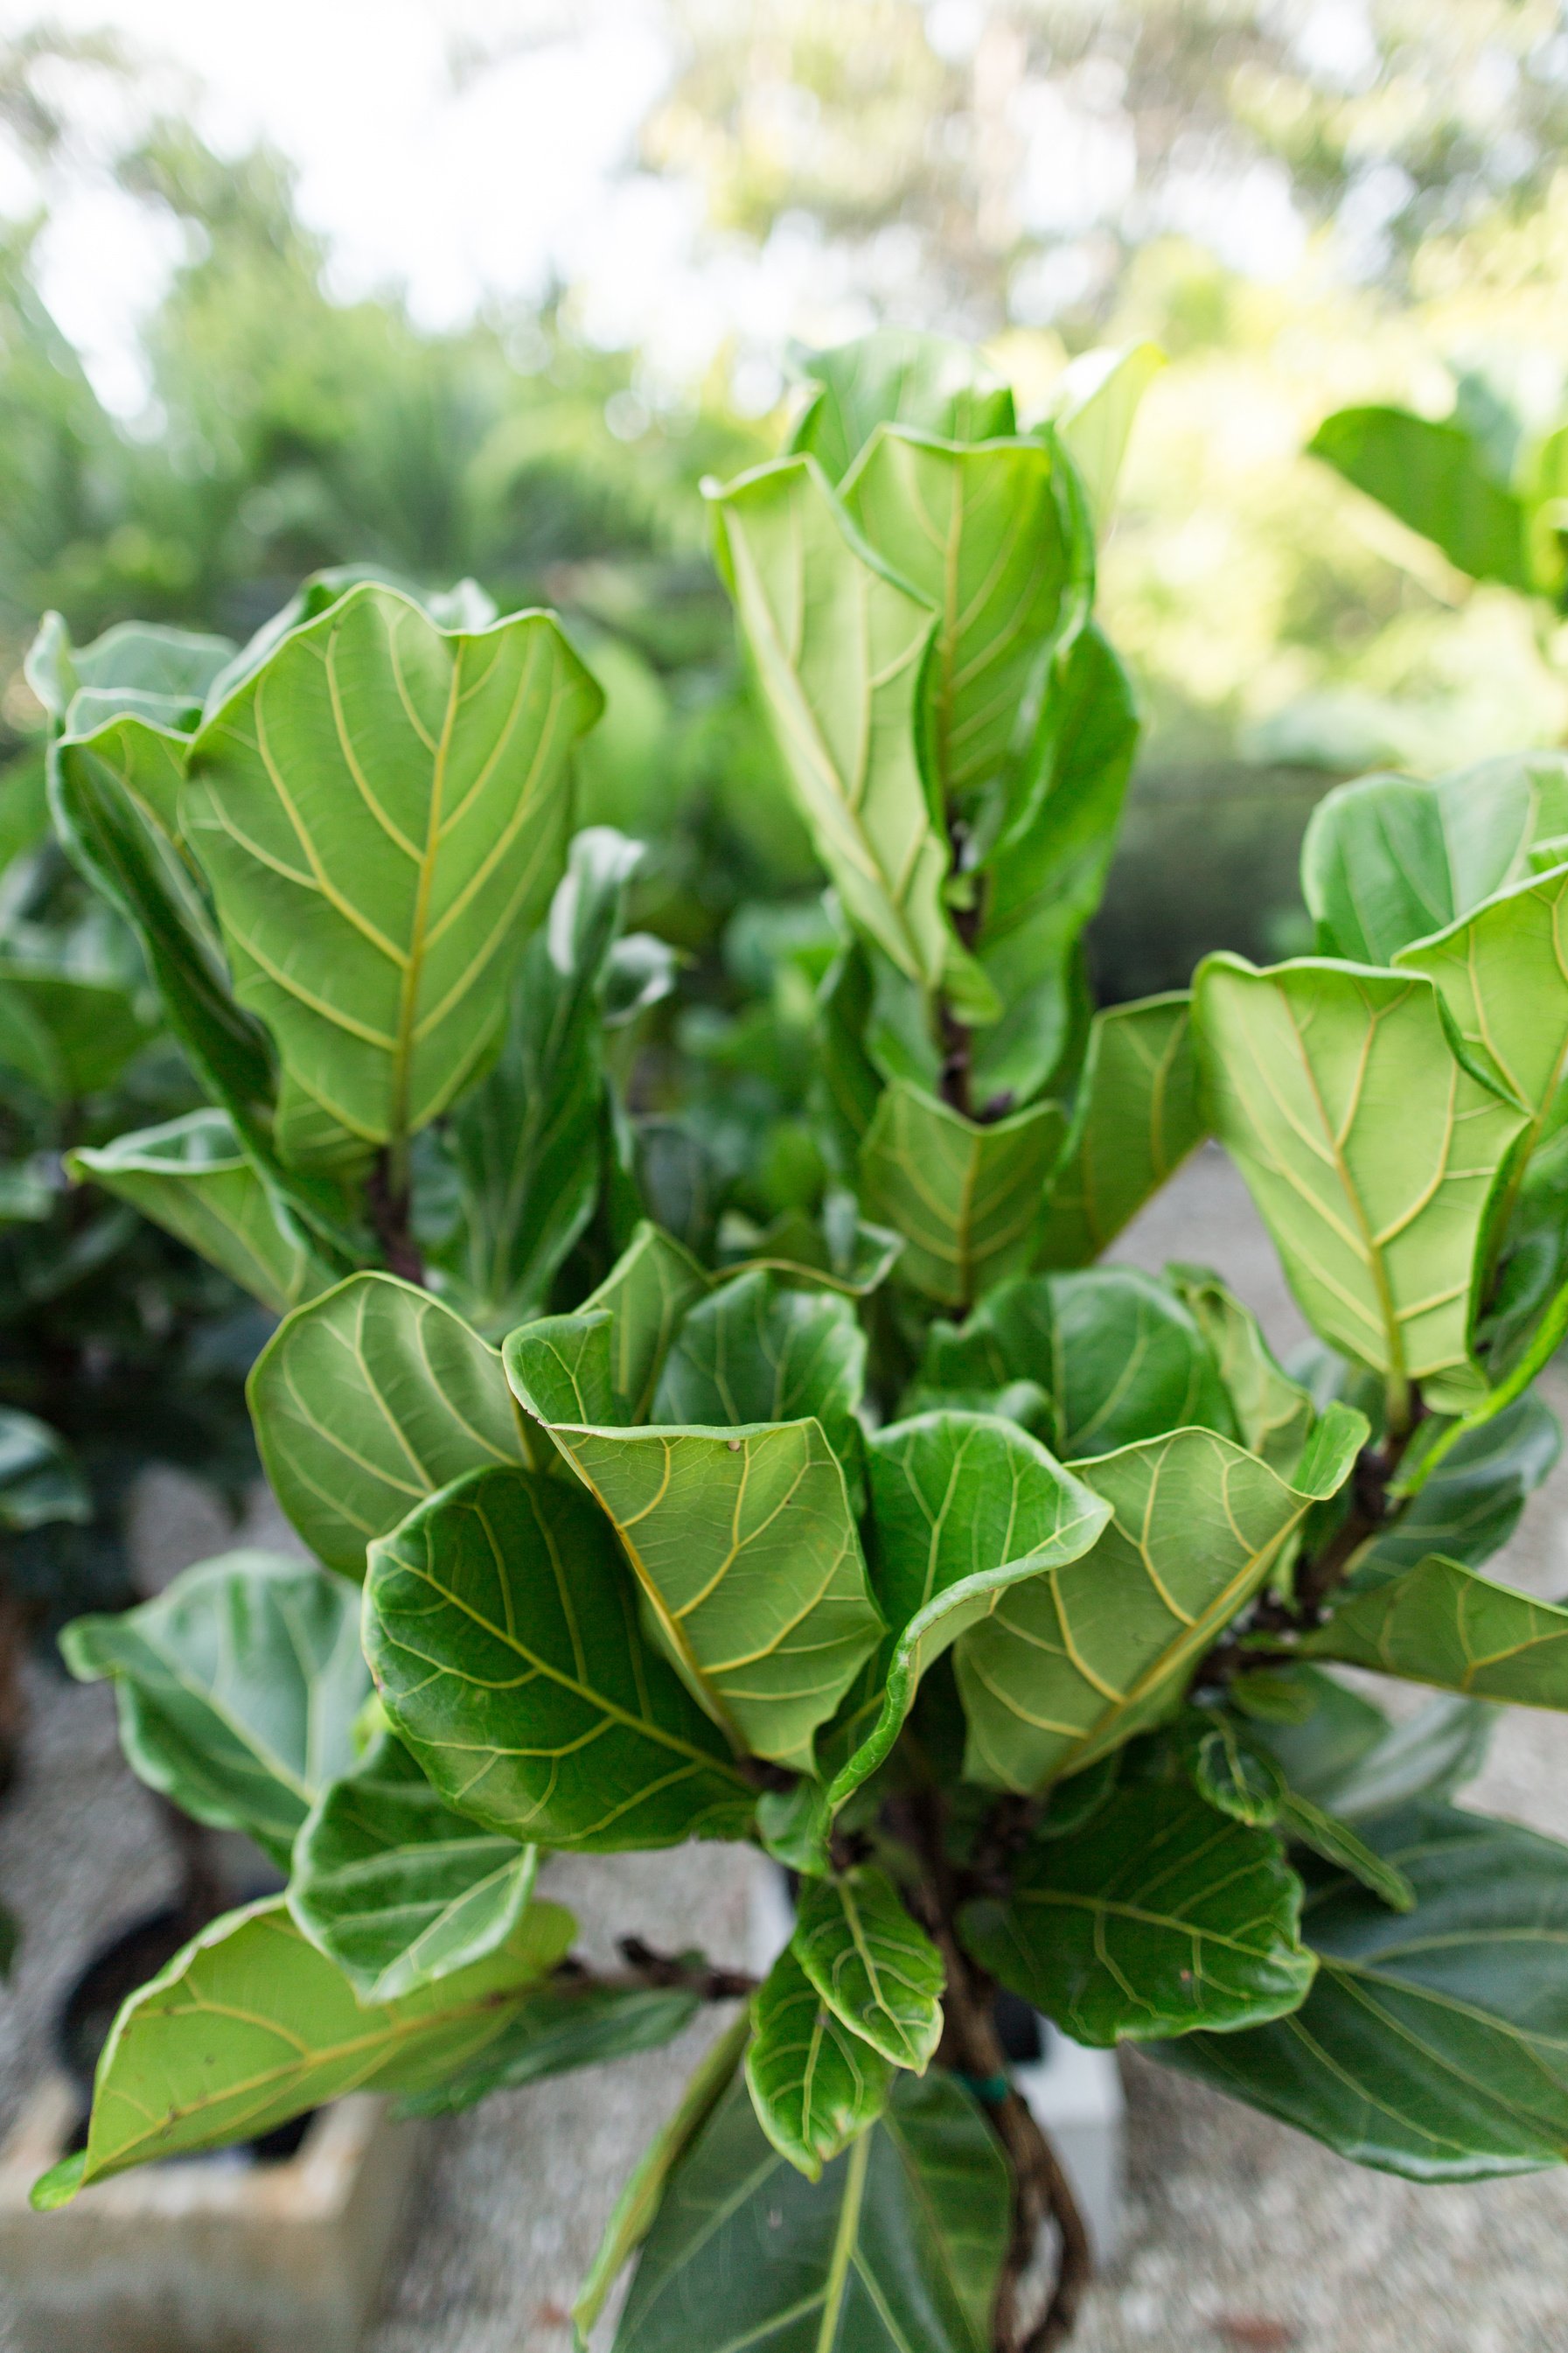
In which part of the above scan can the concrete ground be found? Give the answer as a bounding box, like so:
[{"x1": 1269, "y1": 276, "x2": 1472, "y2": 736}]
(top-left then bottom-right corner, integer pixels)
[{"x1": 1, "y1": 1144, "x2": 1565, "y2": 2352}]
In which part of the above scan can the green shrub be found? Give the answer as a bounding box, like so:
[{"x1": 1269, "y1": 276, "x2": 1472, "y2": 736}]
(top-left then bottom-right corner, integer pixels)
[{"x1": 27, "y1": 331, "x2": 1568, "y2": 2352}]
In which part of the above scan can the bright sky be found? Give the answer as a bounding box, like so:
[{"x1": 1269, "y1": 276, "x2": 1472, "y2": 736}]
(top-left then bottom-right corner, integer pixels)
[{"x1": 0, "y1": 0, "x2": 761, "y2": 408}]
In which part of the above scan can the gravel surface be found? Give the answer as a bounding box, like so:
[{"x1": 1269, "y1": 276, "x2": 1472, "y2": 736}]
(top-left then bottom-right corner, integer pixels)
[{"x1": 1, "y1": 1144, "x2": 1565, "y2": 2352}]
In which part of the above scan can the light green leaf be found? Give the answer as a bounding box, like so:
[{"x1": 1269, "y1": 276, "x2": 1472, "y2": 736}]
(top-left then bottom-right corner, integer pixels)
[
  {"x1": 824, "y1": 1411, "x2": 1110, "y2": 1807},
  {"x1": 1300, "y1": 752, "x2": 1568, "y2": 967},
  {"x1": 971, "y1": 621, "x2": 1139, "y2": 1107},
  {"x1": 1309, "y1": 406, "x2": 1530, "y2": 589},
  {"x1": 71, "y1": 1111, "x2": 337, "y2": 1315},
  {"x1": 1194, "y1": 954, "x2": 1530, "y2": 1417},
  {"x1": 505, "y1": 1338, "x2": 884, "y2": 1770},
  {"x1": 746, "y1": 1945, "x2": 895, "y2": 2179},
  {"x1": 1165, "y1": 1264, "x2": 1316, "y2": 1477},
  {"x1": 248, "y1": 1271, "x2": 531, "y2": 1574},
  {"x1": 652, "y1": 1267, "x2": 866, "y2": 1486},
  {"x1": 0, "y1": 1410, "x2": 89, "y2": 1532},
  {"x1": 289, "y1": 1728, "x2": 538, "y2": 2002},
  {"x1": 364, "y1": 1463, "x2": 756, "y2": 1849},
  {"x1": 580, "y1": 1219, "x2": 711, "y2": 1424},
  {"x1": 611, "y1": 2069, "x2": 1008, "y2": 2353},
  {"x1": 791, "y1": 1865, "x2": 944, "y2": 2071},
  {"x1": 184, "y1": 583, "x2": 602, "y2": 1171},
  {"x1": 791, "y1": 327, "x2": 1015, "y2": 486},
  {"x1": 443, "y1": 826, "x2": 642, "y2": 1331},
  {"x1": 38, "y1": 1893, "x2": 574, "y2": 2199},
  {"x1": 60, "y1": 1551, "x2": 367, "y2": 1868},
  {"x1": 708, "y1": 456, "x2": 986, "y2": 1016},
  {"x1": 1303, "y1": 1551, "x2": 1568, "y2": 1709},
  {"x1": 1157, "y1": 1802, "x2": 1568, "y2": 2178},
  {"x1": 399, "y1": 1980, "x2": 700, "y2": 2119},
  {"x1": 960, "y1": 1785, "x2": 1314, "y2": 2046},
  {"x1": 1036, "y1": 995, "x2": 1202, "y2": 1267},
  {"x1": 859, "y1": 1080, "x2": 1064, "y2": 1309},
  {"x1": 31, "y1": 615, "x2": 236, "y2": 723},
  {"x1": 840, "y1": 426, "x2": 1090, "y2": 808},
  {"x1": 1051, "y1": 339, "x2": 1165, "y2": 528},
  {"x1": 719, "y1": 1197, "x2": 904, "y2": 1298},
  {"x1": 954, "y1": 1407, "x2": 1365, "y2": 1792}
]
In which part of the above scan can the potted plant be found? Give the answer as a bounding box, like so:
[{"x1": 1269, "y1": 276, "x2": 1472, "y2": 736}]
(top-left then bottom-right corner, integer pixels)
[{"x1": 15, "y1": 331, "x2": 1568, "y2": 2353}]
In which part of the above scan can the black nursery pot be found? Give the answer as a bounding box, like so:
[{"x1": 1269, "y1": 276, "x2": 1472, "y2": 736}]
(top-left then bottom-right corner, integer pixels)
[{"x1": 57, "y1": 1904, "x2": 313, "y2": 2162}]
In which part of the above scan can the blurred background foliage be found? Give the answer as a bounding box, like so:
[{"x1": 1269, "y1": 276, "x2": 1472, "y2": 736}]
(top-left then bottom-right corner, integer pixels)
[{"x1": 7, "y1": 0, "x2": 1568, "y2": 1620}]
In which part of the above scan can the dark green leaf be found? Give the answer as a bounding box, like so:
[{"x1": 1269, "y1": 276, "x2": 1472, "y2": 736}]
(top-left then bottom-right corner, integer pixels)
[
  {"x1": 1365, "y1": 1396, "x2": 1559, "y2": 1577},
  {"x1": 1303, "y1": 1551, "x2": 1568, "y2": 1708},
  {"x1": 1165, "y1": 1265, "x2": 1315, "y2": 1477},
  {"x1": 612, "y1": 2069, "x2": 1008, "y2": 2353},
  {"x1": 1036, "y1": 995, "x2": 1202, "y2": 1267},
  {"x1": 791, "y1": 1865, "x2": 944, "y2": 2070},
  {"x1": 960, "y1": 1785, "x2": 1314, "y2": 2046},
  {"x1": 747, "y1": 1945, "x2": 895, "y2": 2178},
  {"x1": 364, "y1": 1463, "x2": 756, "y2": 1850},
  {"x1": 61, "y1": 1551, "x2": 369, "y2": 1868},
  {"x1": 0, "y1": 1409, "x2": 90, "y2": 1533},
  {"x1": 1157, "y1": 1802, "x2": 1568, "y2": 2178},
  {"x1": 652, "y1": 1268, "x2": 867, "y2": 1484},
  {"x1": 399, "y1": 1979, "x2": 700, "y2": 2118},
  {"x1": 0, "y1": 963, "x2": 154, "y2": 1096}
]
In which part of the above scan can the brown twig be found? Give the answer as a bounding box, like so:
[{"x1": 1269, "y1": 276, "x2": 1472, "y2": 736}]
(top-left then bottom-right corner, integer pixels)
[{"x1": 613, "y1": 1937, "x2": 758, "y2": 2003}]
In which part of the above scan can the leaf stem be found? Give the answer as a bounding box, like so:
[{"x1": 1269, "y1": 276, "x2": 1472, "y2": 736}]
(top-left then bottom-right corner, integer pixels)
[{"x1": 365, "y1": 1148, "x2": 425, "y2": 1285}]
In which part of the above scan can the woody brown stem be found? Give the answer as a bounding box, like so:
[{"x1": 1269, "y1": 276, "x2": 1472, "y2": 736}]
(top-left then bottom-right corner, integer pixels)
[{"x1": 365, "y1": 1149, "x2": 425, "y2": 1285}]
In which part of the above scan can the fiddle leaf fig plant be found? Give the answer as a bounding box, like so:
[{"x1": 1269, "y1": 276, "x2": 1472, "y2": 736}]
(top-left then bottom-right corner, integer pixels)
[{"x1": 33, "y1": 334, "x2": 1568, "y2": 2353}]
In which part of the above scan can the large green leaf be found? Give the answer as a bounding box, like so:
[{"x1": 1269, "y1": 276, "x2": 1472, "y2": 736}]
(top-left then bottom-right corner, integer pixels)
[
  {"x1": 1362, "y1": 1394, "x2": 1559, "y2": 1576},
  {"x1": 0, "y1": 962, "x2": 154, "y2": 1097},
  {"x1": 1052, "y1": 340, "x2": 1165, "y2": 529},
  {"x1": 858, "y1": 1081, "x2": 1064, "y2": 1309},
  {"x1": 1035, "y1": 994, "x2": 1202, "y2": 1267},
  {"x1": 960, "y1": 1785, "x2": 1314, "y2": 2046},
  {"x1": 289, "y1": 1729, "x2": 538, "y2": 2002},
  {"x1": 71, "y1": 1111, "x2": 337, "y2": 1316},
  {"x1": 652, "y1": 1268, "x2": 867, "y2": 1484},
  {"x1": 840, "y1": 426, "x2": 1089, "y2": 810},
  {"x1": 1247, "y1": 1669, "x2": 1493, "y2": 1819},
  {"x1": 580, "y1": 1219, "x2": 711, "y2": 1424},
  {"x1": 364, "y1": 1463, "x2": 756, "y2": 1849},
  {"x1": 0, "y1": 1409, "x2": 89, "y2": 1532},
  {"x1": 823, "y1": 1412, "x2": 1110, "y2": 1806},
  {"x1": 506, "y1": 1329, "x2": 885, "y2": 1772},
  {"x1": 1165, "y1": 1265, "x2": 1315, "y2": 1477},
  {"x1": 398, "y1": 1979, "x2": 700, "y2": 2118},
  {"x1": 1395, "y1": 864, "x2": 1568, "y2": 1155},
  {"x1": 60, "y1": 1551, "x2": 368, "y2": 1868},
  {"x1": 971, "y1": 620, "x2": 1139, "y2": 1107},
  {"x1": 248, "y1": 1271, "x2": 531, "y2": 1574},
  {"x1": 791, "y1": 327, "x2": 1015, "y2": 486},
  {"x1": 1158, "y1": 1802, "x2": 1568, "y2": 2178},
  {"x1": 1303, "y1": 1552, "x2": 1568, "y2": 1707},
  {"x1": 791, "y1": 1865, "x2": 944, "y2": 2071},
  {"x1": 709, "y1": 456, "x2": 989, "y2": 1018},
  {"x1": 746, "y1": 1945, "x2": 895, "y2": 2179},
  {"x1": 1195, "y1": 955, "x2": 1529, "y2": 1417},
  {"x1": 954, "y1": 1407, "x2": 1364, "y2": 1792},
  {"x1": 1300, "y1": 753, "x2": 1568, "y2": 967},
  {"x1": 1309, "y1": 405, "x2": 1530, "y2": 589},
  {"x1": 613, "y1": 2070, "x2": 1008, "y2": 2353},
  {"x1": 184, "y1": 583, "x2": 602, "y2": 1171},
  {"x1": 34, "y1": 1893, "x2": 575, "y2": 2204},
  {"x1": 443, "y1": 826, "x2": 641, "y2": 1332}
]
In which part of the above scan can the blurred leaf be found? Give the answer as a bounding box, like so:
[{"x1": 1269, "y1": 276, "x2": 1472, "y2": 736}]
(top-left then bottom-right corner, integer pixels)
[
  {"x1": 1052, "y1": 340, "x2": 1166, "y2": 528},
  {"x1": 0, "y1": 1407, "x2": 89, "y2": 1531},
  {"x1": 1363, "y1": 1395, "x2": 1559, "y2": 1576},
  {"x1": 791, "y1": 327, "x2": 1014, "y2": 486},
  {"x1": 1165, "y1": 1264, "x2": 1314, "y2": 1477},
  {"x1": 1310, "y1": 405, "x2": 1530, "y2": 589},
  {"x1": 0, "y1": 963, "x2": 153, "y2": 1096},
  {"x1": 398, "y1": 1979, "x2": 700, "y2": 2118},
  {"x1": 1036, "y1": 994, "x2": 1202, "y2": 1267}
]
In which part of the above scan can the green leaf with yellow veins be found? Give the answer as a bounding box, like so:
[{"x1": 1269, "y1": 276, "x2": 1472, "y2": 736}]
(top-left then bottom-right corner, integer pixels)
[
  {"x1": 289, "y1": 1729, "x2": 539, "y2": 2002},
  {"x1": 365, "y1": 1463, "x2": 755, "y2": 1850},
  {"x1": 1300, "y1": 751, "x2": 1568, "y2": 967},
  {"x1": 823, "y1": 1411, "x2": 1111, "y2": 1809},
  {"x1": 859, "y1": 1080, "x2": 1065, "y2": 1310},
  {"x1": 72, "y1": 1111, "x2": 338, "y2": 1316},
  {"x1": 1036, "y1": 994, "x2": 1203, "y2": 1269},
  {"x1": 1165, "y1": 1264, "x2": 1315, "y2": 1477},
  {"x1": 60, "y1": 1551, "x2": 368, "y2": 1868},
  {"x1": 505, "y1": 1337, "x2": 884, "y2": 1772},
  {"x1": 1302, "y1": 1551, "x2": 1568, "y2": 1709},
  {"x1": 249, "y1": 1271, "x2": 532, "y2": 1575},
  {"x1": 1194, "y1": 955, "x2": 1530, "y2": 1417},
  {"x1": 746, "y1": 1945, "x2": 894, "y2": 2179},
  {"x1": 790, "y1": 325, "x2": 1015, "y2": 486},
  {"x1": 954, "y1": 1406, "x2": 1365, "y2": 1793},
  {"x1": 959, "y1": 1785, "x2": 1314, "y2": 2047},
  {"x1": 840, "y1": 427, "x2": 1089, "y2": 811},
  {"x1": 652, "y1": 1268, "x2": 867, "y2": 1482},
  {"x1": 31, "y1": 1893, "x2": 575, "y2": 2203},
  {"x1": 184, "y1": 583, "x2": 602, "y2": 1173},
  {"x1": 707, "y1": 456, "x2": 993, "y2": 1021},
  {"x1": 791, "y1": 1865, "x2": 944, "y2": 2070}
]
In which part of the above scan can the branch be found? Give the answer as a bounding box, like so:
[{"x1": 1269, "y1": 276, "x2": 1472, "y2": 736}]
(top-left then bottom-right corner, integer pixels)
[{"x1": 560, "y1": 1938, "x2": 758, "y2": 2004}]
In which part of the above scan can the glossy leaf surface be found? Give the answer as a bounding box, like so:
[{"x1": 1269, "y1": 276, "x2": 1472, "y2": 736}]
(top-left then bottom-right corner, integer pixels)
[
  {"x1": 1195, "y1": 954, "x2": 1528, "y2": 1414},
  {"x1": 290, "y1": 1729, "x2": 538, "y2": 2002},
  {"x1": 1035, "y1": 993, "x2": 1202, "y2": 1267},
  {"x1": 365, "y1": 1464, "x2": 756, "y2": 1849},
  {"x1": 746, "y1": 1945, "x2": 895, "y2": 2179},
  {"x1": 859, "y1": 1081, "x2": 1064, "y2": 1309},
  {"x1": 1159, "y1": 1803, "x2": 1568, "y2": 2178},
  {"x1": 249, "y1": 1271, "x2": 530, "y2": 1574},
  {"x1": 652, "y1": 1267, "x2": 867, "y2": 1479},
  {"x1": 1304, "y1": 1552, "x2": 1568, "y2": 1707},
  {"x1": 61, "y1": 1551, "x2": 368, "y2": 1867},
  {"x1": 961, "y1": 1785, "x2": 1314, "y2": 2045},
  {"x1": 398, "y1": 1980, "x2": 700, "y2": 2117},
  {"x1": 791, "y1": 1866, "x2": 944, "y2": 2070}
]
